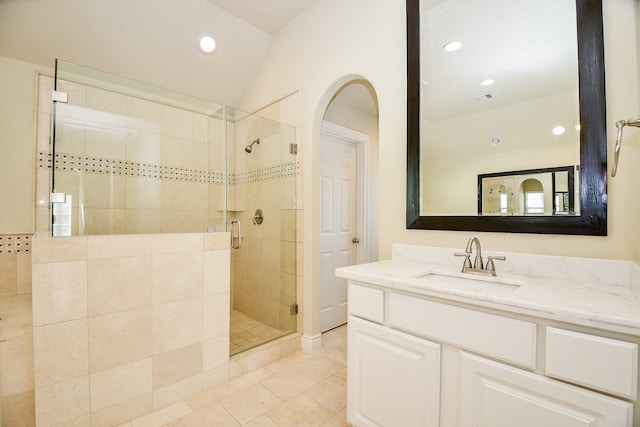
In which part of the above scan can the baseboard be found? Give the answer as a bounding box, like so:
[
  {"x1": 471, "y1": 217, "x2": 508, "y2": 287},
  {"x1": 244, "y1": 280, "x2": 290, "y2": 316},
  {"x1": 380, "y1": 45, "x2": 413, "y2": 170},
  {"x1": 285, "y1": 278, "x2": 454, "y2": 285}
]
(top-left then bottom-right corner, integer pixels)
[{"x1": 301, "y1": 333, "x2": 322, "y2": 353}]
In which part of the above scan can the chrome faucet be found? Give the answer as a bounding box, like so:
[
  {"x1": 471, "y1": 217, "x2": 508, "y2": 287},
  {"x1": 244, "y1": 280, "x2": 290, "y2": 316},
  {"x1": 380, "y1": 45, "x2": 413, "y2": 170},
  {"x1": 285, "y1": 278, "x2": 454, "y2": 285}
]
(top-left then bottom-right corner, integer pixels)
[
  {"x1": 466, "y1": 237, "x2": 483, "y2": 269},
  {"x1": 455, "y1": 237, "x2": 505, "y2": 276}
]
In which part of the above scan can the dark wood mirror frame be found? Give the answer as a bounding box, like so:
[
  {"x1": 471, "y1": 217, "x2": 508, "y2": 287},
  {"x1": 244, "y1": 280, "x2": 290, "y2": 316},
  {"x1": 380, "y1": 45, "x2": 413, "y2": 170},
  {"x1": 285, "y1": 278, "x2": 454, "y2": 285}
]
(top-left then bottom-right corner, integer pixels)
[{"x1": 406, "y1": 0, "x2": 607, "y2": 235}]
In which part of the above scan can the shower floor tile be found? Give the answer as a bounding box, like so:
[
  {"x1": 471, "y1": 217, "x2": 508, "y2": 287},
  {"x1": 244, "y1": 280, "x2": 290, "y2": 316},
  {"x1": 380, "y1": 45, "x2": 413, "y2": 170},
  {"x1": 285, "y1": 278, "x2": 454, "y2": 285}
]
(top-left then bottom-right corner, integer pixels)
[{"x1": 230, "y1": 310, "x2": 285, "y2": 354}]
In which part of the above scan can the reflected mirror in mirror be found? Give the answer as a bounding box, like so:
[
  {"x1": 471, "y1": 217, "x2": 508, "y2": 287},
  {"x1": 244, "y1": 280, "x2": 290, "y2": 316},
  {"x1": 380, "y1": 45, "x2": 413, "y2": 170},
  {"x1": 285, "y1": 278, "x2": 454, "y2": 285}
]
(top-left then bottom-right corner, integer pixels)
[
  {"x1": 478, "y1": 166, "x2": 576, "y2": 216},
  {"x1": 406, "y1": 0, "x2": 607, "y2": 235}
]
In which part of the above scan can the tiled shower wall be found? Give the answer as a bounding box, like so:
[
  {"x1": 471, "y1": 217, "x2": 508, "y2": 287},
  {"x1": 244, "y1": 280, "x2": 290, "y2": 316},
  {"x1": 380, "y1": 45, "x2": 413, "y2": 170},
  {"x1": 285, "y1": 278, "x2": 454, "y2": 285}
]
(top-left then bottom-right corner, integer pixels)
[
  {"x1": 31, "y1": 232, "x2": 230, "y2": 426},
  {"x1": 0, "y1": 234, "x2": 32, "y2": 294},
  {"x1": 35, "y1": 74, "x2": 226, "y2": 235},
  {"x1": 249, "y1": 92, "x2": 304, "y2": 335},
  {"x1": 36, "y1": 70, "x2": 301, "y2": 333},
  {"x1": 229, "y1": 94, "x2": 300, "y2": 334}
]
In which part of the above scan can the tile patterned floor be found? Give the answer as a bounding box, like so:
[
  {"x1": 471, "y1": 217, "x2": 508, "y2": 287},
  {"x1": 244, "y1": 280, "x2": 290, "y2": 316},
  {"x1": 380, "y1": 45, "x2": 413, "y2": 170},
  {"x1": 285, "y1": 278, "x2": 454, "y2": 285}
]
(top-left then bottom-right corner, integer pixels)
[
  {"x1": 230, "y1": 310, "x2": 288, "y2": 355},
  {"x1": 120, "y1": 325, "x2": 349, "y2": 427}
]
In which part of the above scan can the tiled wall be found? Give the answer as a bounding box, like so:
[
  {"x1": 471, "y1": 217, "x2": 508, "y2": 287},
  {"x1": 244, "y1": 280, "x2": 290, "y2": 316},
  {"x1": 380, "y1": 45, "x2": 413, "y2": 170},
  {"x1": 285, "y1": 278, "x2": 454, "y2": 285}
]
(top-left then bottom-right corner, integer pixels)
[
  {"x1": 229, "y1": 107, "x2": 299, "y2": 333},
  {"x1": 248, "y1": 92, "x2": 304, "y2": 334},
  {"x1": 0, "y1": 234, "x2": 32, "y2": 295},
  {"x1": 0, "y1": 234, "x2": 35, "y2": 424},
  {"x1": 31, "y1": 232, "x2": 230, "y2": 426},
  {"x1": 231, "y1": 207, "x2": 297, "y2": 331},
  {"x1": 35, "y1": 74, "x2": 226, "y2": 235},
  {"x1": 32, "y1": 76, "x2": 303, "y2": 425},
  {"x1": 0, "y1": 293, "x2": 35, "y2": 425}
]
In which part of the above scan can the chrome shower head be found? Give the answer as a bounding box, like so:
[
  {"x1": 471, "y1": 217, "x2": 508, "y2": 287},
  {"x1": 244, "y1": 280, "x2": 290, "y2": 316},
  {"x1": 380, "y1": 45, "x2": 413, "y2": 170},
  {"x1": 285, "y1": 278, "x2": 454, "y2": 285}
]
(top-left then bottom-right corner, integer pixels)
[{"x1": 244, "y1": 138, "x2": 260, "y2": 153}]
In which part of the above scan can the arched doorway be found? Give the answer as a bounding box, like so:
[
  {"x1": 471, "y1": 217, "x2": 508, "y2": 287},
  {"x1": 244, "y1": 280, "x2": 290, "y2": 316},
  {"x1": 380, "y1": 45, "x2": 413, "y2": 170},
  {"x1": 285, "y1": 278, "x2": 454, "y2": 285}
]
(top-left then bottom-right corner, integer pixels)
[{"x1": 318, "y1": 79, "x2": 379, "y2": 333}]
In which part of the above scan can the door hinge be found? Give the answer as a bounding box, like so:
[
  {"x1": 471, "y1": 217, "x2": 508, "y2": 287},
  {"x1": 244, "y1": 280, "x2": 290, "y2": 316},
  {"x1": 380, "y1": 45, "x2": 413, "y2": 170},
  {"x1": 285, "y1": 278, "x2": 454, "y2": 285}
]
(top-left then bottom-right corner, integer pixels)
[
  {"x1": 289, "y1": 143, "x2": 298, "y2": 155},
  {"x1": 52, "y1": 91, "x2": 68, "y2": 103},
  {"x1": 289, "y1": 303, "x2": 299, "y2": 315},
  {"x1": 50, "y1": 192, "x2": 67, "y2": 203}
]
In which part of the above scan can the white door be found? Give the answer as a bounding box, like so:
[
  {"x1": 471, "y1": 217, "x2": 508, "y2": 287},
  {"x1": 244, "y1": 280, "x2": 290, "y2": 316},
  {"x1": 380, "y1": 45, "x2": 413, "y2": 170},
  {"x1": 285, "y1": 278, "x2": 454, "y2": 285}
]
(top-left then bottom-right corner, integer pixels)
[
  {"x1": 459, "y1": 352, "x2": 633, "y2": 427},
  {"x1": 319, "y1": 132, "x2": 358, "y2": 332},
  {"x1": 348, "y1": 316, "x2": 441, "y2": 427}
]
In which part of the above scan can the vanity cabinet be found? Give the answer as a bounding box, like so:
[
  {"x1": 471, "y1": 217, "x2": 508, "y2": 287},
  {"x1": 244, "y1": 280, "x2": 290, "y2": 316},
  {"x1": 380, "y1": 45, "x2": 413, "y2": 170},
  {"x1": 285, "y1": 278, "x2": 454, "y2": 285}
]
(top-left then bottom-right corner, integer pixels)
[
  {"x1": 346, "y1": 282, "x2": 636, "y2": 427},
  {"x1": 459, "y1": 352, "x2": 632, "y2": 426},
  {"x1": 348, "y1": 316, "x2": 441, "y2": 426}
]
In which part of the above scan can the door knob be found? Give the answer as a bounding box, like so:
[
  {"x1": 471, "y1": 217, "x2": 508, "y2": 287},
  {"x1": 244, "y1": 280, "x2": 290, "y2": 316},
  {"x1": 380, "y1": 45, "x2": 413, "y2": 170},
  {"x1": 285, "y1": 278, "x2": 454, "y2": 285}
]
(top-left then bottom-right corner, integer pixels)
[{"x1": 352, "y1": 237, "x2": 360, "y2": 243}]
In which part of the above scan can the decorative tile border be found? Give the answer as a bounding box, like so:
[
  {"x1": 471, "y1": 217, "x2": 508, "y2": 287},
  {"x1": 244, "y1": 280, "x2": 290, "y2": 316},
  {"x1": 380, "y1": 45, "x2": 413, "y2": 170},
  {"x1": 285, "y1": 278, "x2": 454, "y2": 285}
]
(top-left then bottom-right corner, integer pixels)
[
  {"x1": 39, "y1": 152, "x2": 224, "y2": 184},
  {"x1": 0, "y1": 234, "x2": 32, "y2": 254},
  {"x1": 234, "y1": 161, "x2": 298, "y2": 185},
  {"x1": 38, "y1": 152, "x2": 300, "y2": 185}
]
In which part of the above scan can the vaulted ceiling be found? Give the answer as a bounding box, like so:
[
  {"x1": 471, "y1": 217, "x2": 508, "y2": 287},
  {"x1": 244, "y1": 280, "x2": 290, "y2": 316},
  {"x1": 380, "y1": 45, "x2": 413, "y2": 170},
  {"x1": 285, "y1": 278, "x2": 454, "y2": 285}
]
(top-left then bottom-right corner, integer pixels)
[{"x1": 0, "y1": 0, "x2": 319, "y2": 107}]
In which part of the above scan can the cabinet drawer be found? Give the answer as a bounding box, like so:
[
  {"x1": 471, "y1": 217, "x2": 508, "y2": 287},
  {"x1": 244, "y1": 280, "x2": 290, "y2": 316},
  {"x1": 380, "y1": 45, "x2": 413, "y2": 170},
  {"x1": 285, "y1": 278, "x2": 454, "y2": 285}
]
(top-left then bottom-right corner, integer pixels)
[
  {"x1": 460, "y1": 352, "x2": 633, "y2": 427},
  {"x1": 545, "y1": 327, "x2": 638, "y2": 400},
  {"x1": 388, "y1": 293, "x2": 536, "y2": 368},
  {"x1": 348, "y1": 283, "x2": 384, "y2": 323}
]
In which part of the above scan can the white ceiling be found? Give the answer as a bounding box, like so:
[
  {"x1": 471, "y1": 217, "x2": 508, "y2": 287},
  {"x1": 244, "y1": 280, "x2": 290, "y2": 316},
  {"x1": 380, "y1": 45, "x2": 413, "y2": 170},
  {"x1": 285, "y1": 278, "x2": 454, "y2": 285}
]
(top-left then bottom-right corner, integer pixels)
[
  {"x1": 0, "y1": 0, "x2": 376, "y2": 115},
  {"x1": 423, "y1": 0, "x2": 578, "y2": 122},
  {"x1": 0, "y1": 0, "x2": 321, "y2": 108},
  {"x1": 205, "y1": 0, "x2": 320, "y2": 35}
]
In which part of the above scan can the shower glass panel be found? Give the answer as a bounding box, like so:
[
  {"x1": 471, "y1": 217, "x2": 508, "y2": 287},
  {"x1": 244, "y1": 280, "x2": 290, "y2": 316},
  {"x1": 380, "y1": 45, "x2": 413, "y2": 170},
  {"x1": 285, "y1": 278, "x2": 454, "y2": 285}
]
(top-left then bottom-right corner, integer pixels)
[
  {"x1": 50, "y1": 60, "x2": 298, "y2": 355},
  {"x1": 226, "y1": 106, "x2": 297, "y2": 355},
  {"x1": 51, "y1": 59, "x2": 226, "y2": 235}
]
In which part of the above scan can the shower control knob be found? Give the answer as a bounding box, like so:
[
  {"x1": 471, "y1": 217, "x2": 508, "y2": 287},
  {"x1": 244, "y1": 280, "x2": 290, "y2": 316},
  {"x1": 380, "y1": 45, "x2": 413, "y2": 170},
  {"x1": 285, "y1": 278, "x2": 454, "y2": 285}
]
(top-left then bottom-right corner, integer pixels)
[{"x1": 352, "y1": 237, "x2": 360, "y2": 244}]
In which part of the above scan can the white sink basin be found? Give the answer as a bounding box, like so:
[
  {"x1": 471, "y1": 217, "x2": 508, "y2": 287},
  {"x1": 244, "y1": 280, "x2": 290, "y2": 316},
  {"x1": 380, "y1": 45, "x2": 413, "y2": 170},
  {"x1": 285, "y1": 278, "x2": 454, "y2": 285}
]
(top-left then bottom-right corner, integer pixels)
[{"x1": 414, "y1": 271, "x2": 523, "y2": 293}]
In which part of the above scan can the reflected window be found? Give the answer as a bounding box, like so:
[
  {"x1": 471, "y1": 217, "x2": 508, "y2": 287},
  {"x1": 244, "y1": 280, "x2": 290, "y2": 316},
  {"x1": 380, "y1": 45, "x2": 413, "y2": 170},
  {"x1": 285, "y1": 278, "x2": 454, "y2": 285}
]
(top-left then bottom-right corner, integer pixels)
[
  {"x1": 526, "y1": 192, "x2": 545, "y2": 214},
  {"x1": 500, "y1": 193, "x2": 508, "y2": 214},
  {"x1": 520, "y1": 178, "x2": 544, "y2": 214}
]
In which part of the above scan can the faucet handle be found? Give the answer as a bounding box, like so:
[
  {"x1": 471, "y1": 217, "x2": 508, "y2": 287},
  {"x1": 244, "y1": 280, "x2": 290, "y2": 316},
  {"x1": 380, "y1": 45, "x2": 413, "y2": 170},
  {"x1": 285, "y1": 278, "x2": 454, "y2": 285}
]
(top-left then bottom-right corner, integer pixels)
[
  {"x1": 485, "y1": 255, "x2": 506, "y2": 274},
  {"x1": 454, "y1": 252, "x2": 472, "y2": 270}
]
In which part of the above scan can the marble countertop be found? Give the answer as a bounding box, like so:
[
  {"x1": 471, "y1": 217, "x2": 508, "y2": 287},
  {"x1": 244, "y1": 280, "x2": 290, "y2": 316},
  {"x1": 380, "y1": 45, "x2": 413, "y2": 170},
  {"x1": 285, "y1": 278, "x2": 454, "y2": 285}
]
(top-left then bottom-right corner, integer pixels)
[{"x1": 336, "y1": 250, "x2": 640, "y2": 337}]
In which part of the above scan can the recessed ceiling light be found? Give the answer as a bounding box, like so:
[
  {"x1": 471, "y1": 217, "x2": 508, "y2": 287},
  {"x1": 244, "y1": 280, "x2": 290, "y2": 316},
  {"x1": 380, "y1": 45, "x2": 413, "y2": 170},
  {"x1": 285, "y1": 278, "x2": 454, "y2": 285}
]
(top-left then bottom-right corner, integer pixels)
[
  {"x1": 443, "y1": 41, "x2": 462, "y2": 52},
  {"x1": 199, "y1": 34, "x2": 216, "y2": 53},
  {"x1": 552, "y1": 125, "x2": 566, "y2": 136},
  {"x1": 480, "y1": 79, "x2": 494, "y2": 86},
  {"x1": 490, "y1": 137, "x2": 501, "y2": 145}
]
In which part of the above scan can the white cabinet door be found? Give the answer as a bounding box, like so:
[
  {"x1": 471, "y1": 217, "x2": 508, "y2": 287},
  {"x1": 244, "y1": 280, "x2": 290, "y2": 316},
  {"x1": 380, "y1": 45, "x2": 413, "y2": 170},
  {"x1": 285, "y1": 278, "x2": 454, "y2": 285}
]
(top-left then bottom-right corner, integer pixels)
[
  {"x1": 459, "y1": 352, "x2": 633, "y2": 427},
  {"x1": 347, "y1": 316, "x2": 441, "y2": 427}
]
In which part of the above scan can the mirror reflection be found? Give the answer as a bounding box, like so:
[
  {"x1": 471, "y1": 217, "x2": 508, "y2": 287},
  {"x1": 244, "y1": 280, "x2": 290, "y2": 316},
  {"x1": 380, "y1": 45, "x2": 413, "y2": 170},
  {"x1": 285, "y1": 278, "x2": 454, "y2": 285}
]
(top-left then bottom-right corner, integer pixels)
[
  {"x1": 406, "y1": 0, "x2": 608, "y2": 235},
  {"x1": 420, "y1": 0, "x2": 579, "y2": 216},
  {"x1": 478, "y1": 166, "x2": 576, "y2": 216}
]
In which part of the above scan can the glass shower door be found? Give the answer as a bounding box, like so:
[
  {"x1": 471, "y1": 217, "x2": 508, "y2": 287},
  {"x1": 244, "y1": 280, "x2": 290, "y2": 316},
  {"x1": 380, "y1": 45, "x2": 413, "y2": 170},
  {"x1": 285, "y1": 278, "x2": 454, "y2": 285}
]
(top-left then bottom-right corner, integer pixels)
[
  {"x1": 226, "y1": 106, "x2": 298, "y2": 355},
  {"x1": 50, "y1": 59, "x2": 226, "y2": 236}
]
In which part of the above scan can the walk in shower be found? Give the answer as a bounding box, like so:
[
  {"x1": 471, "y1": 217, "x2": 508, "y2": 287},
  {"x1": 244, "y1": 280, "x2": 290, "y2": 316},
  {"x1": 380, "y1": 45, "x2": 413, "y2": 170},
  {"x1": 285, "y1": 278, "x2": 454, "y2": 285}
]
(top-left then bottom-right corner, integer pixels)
[{"x1": 48, "y1": 60, "x2": 298, "y2": 355}]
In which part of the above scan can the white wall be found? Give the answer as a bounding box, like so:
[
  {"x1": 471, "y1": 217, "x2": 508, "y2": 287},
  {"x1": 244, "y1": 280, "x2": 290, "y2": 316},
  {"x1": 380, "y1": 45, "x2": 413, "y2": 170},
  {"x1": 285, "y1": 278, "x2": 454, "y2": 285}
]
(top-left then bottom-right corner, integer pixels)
[
  {"x1": 242, "y1": 0, "x2": 639, "y2": 262},
  {"x1": 240, "y1": 0, "x2": 640, "y2": 339},
  {"x1": 0, "y1": 57, "x2": 42, "y2": 233},
  {"x1": 240, "y1": 0, "x2": 406, "y2": 338}
]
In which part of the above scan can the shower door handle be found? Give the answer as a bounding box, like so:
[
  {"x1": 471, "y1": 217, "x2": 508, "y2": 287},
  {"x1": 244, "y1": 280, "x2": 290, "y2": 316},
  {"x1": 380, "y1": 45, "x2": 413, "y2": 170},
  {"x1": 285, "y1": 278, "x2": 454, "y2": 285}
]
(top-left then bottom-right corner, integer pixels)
[{"x1": 231, "y1": 219, "x2": 242, "y2": 249}]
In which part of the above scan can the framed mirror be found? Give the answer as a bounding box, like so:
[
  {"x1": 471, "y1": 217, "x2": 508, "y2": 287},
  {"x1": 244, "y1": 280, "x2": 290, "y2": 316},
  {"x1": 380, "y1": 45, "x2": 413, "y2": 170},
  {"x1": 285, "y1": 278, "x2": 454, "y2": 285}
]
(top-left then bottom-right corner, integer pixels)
[
  {"x1": 478, "y1": 166, "x2": 576, "y2": 216},
  {"x1": 406, "y1": 0, "x2": 607, "y2": 235}
]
